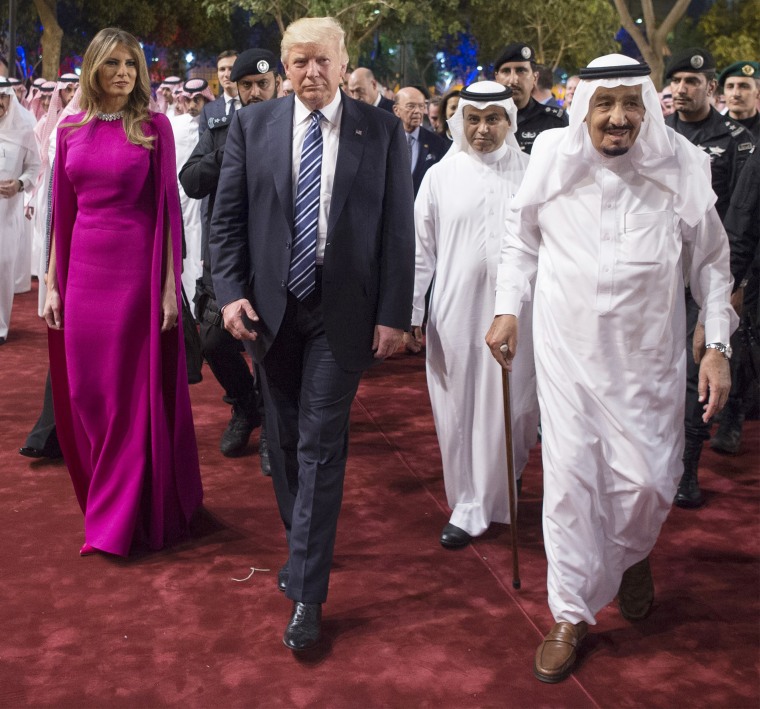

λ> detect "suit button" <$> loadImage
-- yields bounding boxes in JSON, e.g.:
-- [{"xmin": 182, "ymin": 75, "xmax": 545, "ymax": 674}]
[
  {"xmin": 286, "ymin": 242, "xmax": 291, "ymax": 249},
  {"xmin": 281, "ymin": 280, "xmax": 286, "ymax": 288}
]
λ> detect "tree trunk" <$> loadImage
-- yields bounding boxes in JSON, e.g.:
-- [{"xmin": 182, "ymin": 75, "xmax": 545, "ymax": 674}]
[{"xmin": 32, "ymin": 0, "xmax": 62, "ymax": 80}]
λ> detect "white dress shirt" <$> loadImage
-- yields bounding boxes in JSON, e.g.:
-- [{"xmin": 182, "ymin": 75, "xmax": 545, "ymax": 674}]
[{"xmin": 292, "ymin": 92, "xmax": 342, "ymax": 264}]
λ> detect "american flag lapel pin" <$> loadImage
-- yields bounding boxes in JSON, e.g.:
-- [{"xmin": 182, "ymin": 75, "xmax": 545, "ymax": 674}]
[{"xmin": 355, "ymin": 129, "xmax": 363, "ymax": 135}]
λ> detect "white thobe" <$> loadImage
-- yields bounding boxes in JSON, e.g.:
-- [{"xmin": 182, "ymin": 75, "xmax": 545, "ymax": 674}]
[
  {"xmin": 496, "ymin": 146, "xmax": 735, "ymax": 625},
  {"xmin": 0, "ymin": 136, "xmax": 40, "ymax": 338},
  {"xmin": 171, "ymin": 113, "xmax": 203, "ymax": 299},
  {"xmin": 413, "ymin": 145, "xmax": 540, "ymax": 537}
]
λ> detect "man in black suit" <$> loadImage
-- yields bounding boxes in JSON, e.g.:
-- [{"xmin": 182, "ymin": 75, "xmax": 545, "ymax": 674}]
[
  {"xmin": 347, "ymin": 67, "xmax": 394, "ymax": 112},
  {"xmin": 199, "ymin": 49, "xmax": 239, "ymax": 135},
  {"xmin": 393, "ymin": 86, "xmax": 449, "ymax": 195},
  {"xmin": 210, "ymin": 17, "xmax": 415, "ymax": 651}
]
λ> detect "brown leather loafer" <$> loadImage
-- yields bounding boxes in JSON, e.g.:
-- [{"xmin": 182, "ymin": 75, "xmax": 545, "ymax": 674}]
[
  {"xmin": 618, "ymin": 557, "xmax": 654, "ymax": 621},
  {"xmin": 534, "ymin": 621, "xmax": 588, "ymax": 683}
]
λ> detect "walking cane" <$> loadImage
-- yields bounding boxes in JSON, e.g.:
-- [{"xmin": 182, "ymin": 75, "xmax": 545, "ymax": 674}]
[{"xmin": 499, "ymin": 345, "xmax": 521, "ymax": 589}]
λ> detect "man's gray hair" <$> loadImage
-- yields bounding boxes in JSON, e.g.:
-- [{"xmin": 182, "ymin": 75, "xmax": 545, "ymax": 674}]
[{"xmin": 281, "ymin": 17, "xmax": 346, "ymax": 65}]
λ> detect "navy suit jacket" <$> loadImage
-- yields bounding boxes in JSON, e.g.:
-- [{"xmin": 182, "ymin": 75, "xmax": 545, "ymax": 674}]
[
  {"xmin": 210, "ymin": 91, "xmax": 416, "ymax": 372},
  {"xmin": 377, "ymin": 95, "xmax": 394, "ymax": 113},
  {"xmin": 411, "ymin": 126, "xmax": 449, "ymax": 196},
  {"xmin": 199, "ymin": 94, "xmax": 229, "ymax": 135}
]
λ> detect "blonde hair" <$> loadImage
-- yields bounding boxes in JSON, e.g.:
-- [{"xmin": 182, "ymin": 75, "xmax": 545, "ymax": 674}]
[
  {"xmin": 281, "ymin": 17, "xmax": 347, "ymax": 66},
  {"xmin": 66, "ymin": 28, "xmax": 154, "ymax": 149}
]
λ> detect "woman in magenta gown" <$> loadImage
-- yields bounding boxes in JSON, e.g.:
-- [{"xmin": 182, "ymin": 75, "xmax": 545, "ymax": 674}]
[{"xmin": 43, "ymin": 28, "xmax": 203, "ymax": 557}]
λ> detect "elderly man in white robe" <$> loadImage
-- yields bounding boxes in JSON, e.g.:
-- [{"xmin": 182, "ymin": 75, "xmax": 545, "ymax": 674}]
[
  {"xmin": 486, "ymin": 54, "xmax": 736, "ymax": 683},
  {"xmin": 406, "ymin": 81, "xmax": 539, "ymax": 549},
  {"xmin": 0, "ymin": 79, "xmax": 40, "ymax": 345}
]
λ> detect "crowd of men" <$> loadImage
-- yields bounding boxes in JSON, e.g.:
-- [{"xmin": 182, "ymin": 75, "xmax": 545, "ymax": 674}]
[{"xmin": 2, "ymin": 26, "xmax": 758, "ymax": 679}]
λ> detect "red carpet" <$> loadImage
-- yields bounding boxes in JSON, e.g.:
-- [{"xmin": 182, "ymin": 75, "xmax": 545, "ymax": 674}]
[{"xmin": 1, "ymin": 284, "xmax": 758, "ymax": 708}]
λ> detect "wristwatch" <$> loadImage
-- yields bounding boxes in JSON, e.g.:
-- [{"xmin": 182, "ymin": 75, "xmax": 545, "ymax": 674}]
[
  {"xmin": 17, "ymin": 180, "xmax": 24, "ymax": 193},
  {"xmin": 705, "ymin": 342, "xmax": 732, "ymax": 360}
]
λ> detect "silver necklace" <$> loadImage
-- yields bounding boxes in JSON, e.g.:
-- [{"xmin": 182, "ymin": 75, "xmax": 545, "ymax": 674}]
[{"xmin": 96, "ymin": 111, "xmax": 124, "ymax": 121}]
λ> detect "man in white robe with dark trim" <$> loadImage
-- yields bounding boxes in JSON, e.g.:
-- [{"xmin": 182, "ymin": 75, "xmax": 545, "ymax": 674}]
[
  {"xmin": 486, "ymin": 54, "xmax": 736, "ymax": 683},
  {"xmin": 407, "ymin": 81, "xmax": 539, "ymax": 549}
]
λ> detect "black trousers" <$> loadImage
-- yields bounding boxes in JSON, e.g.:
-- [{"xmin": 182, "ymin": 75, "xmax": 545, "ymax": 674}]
[
  {"xmin": 260, "ymin": 287, "xmax": 362, "ymax": 604},
  {"xmin": 25, "ymin": 370, "xmax": 58, "ymax": 450}
]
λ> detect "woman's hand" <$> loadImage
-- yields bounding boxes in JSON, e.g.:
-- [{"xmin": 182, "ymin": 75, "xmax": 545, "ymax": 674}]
[
  {"xmin": 161, "ymin": 286, "xmax": 179, "ymax": 333},
  {"xmin": 43, "ymin": 288, "xmax": 63, "ymax": 329}
]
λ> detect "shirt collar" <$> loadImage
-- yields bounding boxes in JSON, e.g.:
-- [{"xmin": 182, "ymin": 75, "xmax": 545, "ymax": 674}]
[
  {"xmin": 407, "ymin": 126, "xmax": 421, "ymax": 141},
  {"xmin": 294, "ymin": 90, "xmax": 342, "ymax": 127}
]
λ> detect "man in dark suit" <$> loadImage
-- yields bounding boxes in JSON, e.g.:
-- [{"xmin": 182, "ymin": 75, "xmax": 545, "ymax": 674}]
[
  {"xmin": 199, "ymin": 49, "xmax": 239, "ymax": 136},
  {"xmin": 210, "ymin": 17, "xmax": 415, "ymax": 652},
  {"xmin": 393, "ymin": 85, "xmax": 449, "ymax": 196},
  {"xmin": 347, "ymin": 67, "xmax": 394, "ymax": 112}
]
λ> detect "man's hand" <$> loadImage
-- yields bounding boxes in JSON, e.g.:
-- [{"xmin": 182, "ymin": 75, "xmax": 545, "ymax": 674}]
[
  {"xmin": 698, "ymin": 348, "xmax": 731, "ymax": 423},
  {"xmin": 0, "ymin": 179, "xmax": 19, "ymax": 199},
  {"xmin": 223, "ymin": 298, "xmax": 259, "ymax": 341},
  {"xmin": 373, "ymin": 324, "xmax": 403, "ymax": 359},
  {"xmin": 485, "ymin": 315, "xmax": 518, "ymax": 371},
  {"xmin": 402, "ymin": 325, "xmax": 424, "ymax": 354},
  {"xmin": 25, "ymin": 205, "xmax": 34, "ymax": 220}
]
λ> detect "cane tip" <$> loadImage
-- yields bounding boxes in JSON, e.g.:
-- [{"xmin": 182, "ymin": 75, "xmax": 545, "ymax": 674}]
[{"xmin": 513, "ymin": 579, "xmax": 521, "ymax": 589}]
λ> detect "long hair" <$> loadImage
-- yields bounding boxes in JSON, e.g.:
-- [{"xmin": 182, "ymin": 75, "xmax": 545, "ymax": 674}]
[{"xmin": 65, "ymin": 28, "xmax": 154, "ymax": 149}]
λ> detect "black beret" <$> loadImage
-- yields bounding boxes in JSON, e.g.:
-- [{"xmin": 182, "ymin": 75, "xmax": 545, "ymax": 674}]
[
  {"xmin": 665, "ymin": 48, "xmax": 716, "ymax": 79},
  {"xmin": 494, "ymin": 43, "xmax": 535, "ymax": 73},
  {"xmin": 231, "ymin": 49, "xmax": 277, "ymax": 83}
]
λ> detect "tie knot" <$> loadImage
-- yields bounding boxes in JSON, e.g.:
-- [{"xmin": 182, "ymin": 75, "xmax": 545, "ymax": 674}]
[{"xmin": 311, "ymin": 111, "xmax": 323, "ymax": 125}]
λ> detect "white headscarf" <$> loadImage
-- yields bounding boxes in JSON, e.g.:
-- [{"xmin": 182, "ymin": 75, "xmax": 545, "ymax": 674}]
[
  {"xmin": 513, "ymin": 53, "xmax": 714, "ymax": 226},
  {"xmin": 0, "ymin": 80, "xmax": 38, "ymax": 155},
  {"xmin": 445, "ymin": 80, "xmax": 520, "ymax": 159}
]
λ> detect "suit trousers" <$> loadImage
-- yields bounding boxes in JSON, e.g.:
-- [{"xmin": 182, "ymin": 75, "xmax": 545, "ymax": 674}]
[
  {"xmin": 260, "ymin": 284, "xmax": 363, "ymax": 604},
  {"xmin": 25, "ymin": 370, "xmax": 59, "ymax": 450}
]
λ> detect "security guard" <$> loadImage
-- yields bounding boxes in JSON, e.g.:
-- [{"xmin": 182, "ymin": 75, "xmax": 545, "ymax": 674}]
[
  {"xmin": 664, "ymin": 47, "xmax": 755, "ymax": 509},
  {"xmin": 718, "ymin": 60, "xmax": 760, "ymax": 141},
  {"xmin": 666, "ymin": 48, "xmax": 755, "ymax": 220},
  {"xmin": 493, "ymin": 42, "xmax": 568, "ymax": 154},
  {"xmin": 179, "ymin": 48, "xmax": 281, "ymax": 466}
]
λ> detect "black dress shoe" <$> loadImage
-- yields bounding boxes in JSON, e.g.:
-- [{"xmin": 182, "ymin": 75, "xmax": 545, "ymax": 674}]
[
  {"xmin": 277, "ymin": 562, "xmax": 289, "ymax": 592},
  {"xmin": 283, "ymin": 602, "xmax": 322, "ymax": 651},
  {"xmin": 440, "ymin": 522, "xmax": 472, "ymax": 549},
  {"xmin": 19, "ymin": 441, "xmax": 63, "ymax": 460}
]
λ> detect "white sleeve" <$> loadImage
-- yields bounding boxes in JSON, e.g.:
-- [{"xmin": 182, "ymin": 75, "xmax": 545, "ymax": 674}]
[
  {"xmin": 682, "ymin": 205, "xmax": 739, "ymax": 344},
  {"xmin": 411, "ymin": 171, "xmax": 438, "ymax": 327},
  {"xmin": 494, "ymin": 202, "xmax": 540, "ymax": 317}
]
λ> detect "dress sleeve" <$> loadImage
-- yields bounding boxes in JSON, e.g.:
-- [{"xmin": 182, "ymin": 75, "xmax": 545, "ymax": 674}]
[{"xmin": 50, "ymin": 126, "xmax": 78, "ymax": 297}]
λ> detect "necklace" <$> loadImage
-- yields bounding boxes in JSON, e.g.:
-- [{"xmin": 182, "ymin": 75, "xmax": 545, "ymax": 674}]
[{"xmin": 96, "ymin": 111, "xmax": 124, "ymax": 121}]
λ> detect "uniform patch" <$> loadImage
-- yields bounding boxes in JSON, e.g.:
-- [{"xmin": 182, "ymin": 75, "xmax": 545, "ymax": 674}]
[
  {"xmin": 742, "ymin": 64, "xmax": 754, "ymax": 76},
  {"xmin": 257, "ymin": 60, "xmax": 270, "ymax": 74},
  {"xmin": 521, "ymin": 47, "xmax": 532, "ymax": 60},
  {"xmin": 738, "ymin": 142, "xmax": 753, "ymax": 151}
]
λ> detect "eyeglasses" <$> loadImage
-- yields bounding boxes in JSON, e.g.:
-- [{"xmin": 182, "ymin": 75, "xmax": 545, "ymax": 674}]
[{"xmin": 401, "ymin": 103, "xmax": 426, "ymax": 111}]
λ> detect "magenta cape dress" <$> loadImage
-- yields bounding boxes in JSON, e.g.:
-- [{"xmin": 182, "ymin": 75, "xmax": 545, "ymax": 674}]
[{"xmin": 48, "ymin": 111, "xmax": 203, "ymax": 556}]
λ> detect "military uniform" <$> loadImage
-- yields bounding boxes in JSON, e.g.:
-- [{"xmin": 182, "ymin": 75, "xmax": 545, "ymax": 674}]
[
  {"xmin": 179, "ymin": 113, "xmax": 264, "ymax": 458},
  {"xmin": 666, "ymin": 108, "xmax": 755, "ymax": 219},
  {"xmin": 664, "ymin": 46, "xmax": 756, "ymax": 507},
  {"xmin": 515, "ymin": 98, "xmax": 568, "ymax": 154}
]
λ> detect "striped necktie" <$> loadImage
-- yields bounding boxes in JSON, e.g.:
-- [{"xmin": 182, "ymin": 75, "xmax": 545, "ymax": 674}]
[{"xmin": 288, "ymin": 111, "xmax": 323, "ymax": 300}]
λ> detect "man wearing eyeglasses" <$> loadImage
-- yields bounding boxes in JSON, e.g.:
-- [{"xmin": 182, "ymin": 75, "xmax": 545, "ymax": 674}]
[{"xmin": 393, "ymin": 86, "xmax": 449, "ymax": 195}]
